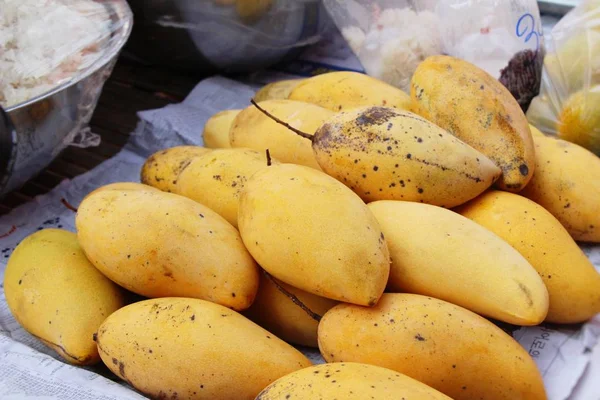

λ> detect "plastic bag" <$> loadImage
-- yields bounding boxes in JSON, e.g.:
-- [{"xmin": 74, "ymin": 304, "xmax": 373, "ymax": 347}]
[
  {"xmin": 0, "ymin": 0, "xmax": 128, "ymax": 109},
  {"xmin": 124, "ymin": 0, "xmax": 328, "ymax": 74},
  {"xmin": 526, "ymin": 0, "xmax": 600, "ymax": 155},
  {"xmin": 323, "ymin": 0, "xmax": 545, "ymax": 111}
]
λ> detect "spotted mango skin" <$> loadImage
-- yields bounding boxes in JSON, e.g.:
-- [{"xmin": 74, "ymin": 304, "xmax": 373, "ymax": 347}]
[
  {"xmin": 312, "ymin": 106, "xmax": 501, "ymax": 208},
  {"xmin": 410, "ymin": 55, "xmax": 535, "ymax": 193}
]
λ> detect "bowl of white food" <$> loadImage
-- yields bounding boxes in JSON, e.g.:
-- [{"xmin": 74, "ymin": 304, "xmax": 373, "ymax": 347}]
[{"xmin": 0, "ymin": 0, "xmax": 133, "ymax": 197}]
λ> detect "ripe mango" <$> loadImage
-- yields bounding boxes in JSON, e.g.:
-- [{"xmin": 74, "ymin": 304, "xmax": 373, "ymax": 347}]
[
  {"xmin": 238, "ymin": 163, "xmax": 390, "ymax": 306},
  {"xmin": 288, "ymin": 71, "xmax": 412, "ymax": 112},
  {"xmin": 4, "ymin": 229, "xmax": 126, "ymax": 365},
  {"xmin": 313, "ymin": 106, "xmax": 501, "ymax": 207},
  {"xmin": 254, "ymin": 79, "xmax": 303, "ymax": 102},
  {"xmin": 318, "ymin": 293, "xmax": 547, "ymax": 400},
  {"xmin": 557, "ymin": 87, "xmax": 600, "ymax": 155},
  {"xmin": 411, "ymin": 55, "xmax": 535, "ymax": 192},
  {"xmin": 368, "ymin": 200, "xmax": 549, "ymax": 325},
  {"xmin": 140, "ymin": 146, "xmax": 211, "ymax": 192},
  {"xmin": 203, "ymin": 109, "xmax": 240, "ymax": 148},
  {"xmin": 456, "ymin": 190, "xmax": 600, "ymax": 323},
  {"xmin": 75, "ymin": 183, "xmax": 259, "ymax": 311},
  {"xmin": 230, "ymin": 99, "xmax": 332, "ymax": 170},
  {"xmin": 256, "ymin": 362, "xmax": 452, "ymax": 400},
  {"xmin": 175, "ymin": 148, "xmax": 277, "ymax": 227},
  {"xmin": 244, "ymin": 272, "xmax": 338, "ymax": 347},
  {"xmin": 519, "ymin": 134, "xmax": 600, "ymax": 242},
  {"xmin": 95, "ymin": 297, "xmax": 311, "ymax": 400}
]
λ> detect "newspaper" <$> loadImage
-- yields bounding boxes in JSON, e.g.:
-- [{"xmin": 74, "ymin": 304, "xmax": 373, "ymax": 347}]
[{"xmin": 1, "ymin": 23, "xmax": 599, "ymax": 400}]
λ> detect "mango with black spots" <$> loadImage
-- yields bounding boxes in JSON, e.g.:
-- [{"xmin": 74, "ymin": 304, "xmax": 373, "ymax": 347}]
[
  {"xmin": 174, "ymin": 148, "xmax": 279, "ymax": 228},
  {"xmin": 318, "ymin": 293, "xmax": 547, "ymax": 400},
  {"xmin": 237, "ymin": 163, "xmax": 390, "ymax": 306},
  {"xmin": 140, "ymin": 146, "xmax": 211, "ymax": 192},
  {"xmin": 75, "ymin": 182, "xmax": 259, "ymax": 311},
  {"xmin": 312, "ymin": 106, "xmax": 501, "ymax": 208},
  {"xmin": 255, "ymin": 362, "xmax": 452, "ymax": 400},
  {"xmin": 95, "ymin": 297, "xmax": 311, "ymax": 400},
  {"xmin": 4, "ymin": 228, "xmax": 126, "ymax": 366},
  {"xmin": 411, "ymin": 55, "xmax": 535, "ymax": 193}
]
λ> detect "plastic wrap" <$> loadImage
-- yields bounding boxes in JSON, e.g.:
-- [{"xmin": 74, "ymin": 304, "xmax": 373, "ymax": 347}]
[
  {"xmin": 124, "ymin": 0, "xmax": 328, "ymax": 74},
  {"xmin": 527, "ymin": 0, "xmax": 600, "ymax": 155},
  {"xmin": 323, "ymin": 0, "xmax": 545, "ymax": 111}
]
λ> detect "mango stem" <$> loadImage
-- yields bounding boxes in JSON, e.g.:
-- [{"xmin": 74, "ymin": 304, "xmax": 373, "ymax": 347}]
[
  {"xmin": 250, "ymin": 99, "xmax": 314, "ymax": 141},
  {"xmin": 262, "ymin": 269, "xmax": 322, "ymax": 322}
]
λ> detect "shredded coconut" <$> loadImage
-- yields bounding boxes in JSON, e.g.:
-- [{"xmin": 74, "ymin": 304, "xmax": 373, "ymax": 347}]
[
  {"xmin": 0, "ymin": 0, "xmax": 112, "ymax": 108},
  {"xmin": 340, "ymin": 7, "xmax": 443, "ymax": 93}
]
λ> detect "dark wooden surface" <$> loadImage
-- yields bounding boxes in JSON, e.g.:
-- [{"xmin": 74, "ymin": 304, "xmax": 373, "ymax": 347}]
[{"xmin": 0, "ymin": 58, "xmax": 201, "ymax": 215}]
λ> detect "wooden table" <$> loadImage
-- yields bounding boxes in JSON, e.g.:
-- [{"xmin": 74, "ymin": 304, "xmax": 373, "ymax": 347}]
[{"xmin": 0, "ymin": 58, "xmax": 203, "ymax": 216}]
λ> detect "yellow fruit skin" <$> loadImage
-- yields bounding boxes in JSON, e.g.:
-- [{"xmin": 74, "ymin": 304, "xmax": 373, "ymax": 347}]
[
  {"xmin": 238, "ymin": 164, "xmax": 390, "ymax": 306},
  {"xmin": 4, "ymin": 229, "xmax": 126, "ymax": 365},
  {"xmin": 230, "ymin": 99, "xmax": 332, "ymax": 170},
  {"xmin": 368, "ymin": 200, "xmax": 549, "ymax": 326},
  {"xmin": 75, "ymin": 184, "xmax": 259, "ymax": 311},
  {"xmin": 256, "ymin": 362, "xmax": 452, "ymax": 400},
  {"xmin": 455, "ymin": 190, "xmax": 600, "ymax": 323},
  {"xmin": 558, "ymin": 88, "xmax": 600, "ymax": 155},
  {"xmin": 411, "ymin": 55, "xmax": 535, "ymax": 192},
  {"xmin": 175, "ymin": 148, "xmax": 277, "ymax": 228},
  {"xmin": 318, "ymin": 293, "xmax": 547, "ymax": 400},
  {"xmin": 314, "ymin": 106, "xmax": 501, "ymax": 207},
  {"xmin": 140, "ymin": 146, "xmax": 211, "ymax": 192},
  {"xmin": 530, "ymin": 124, "xmax": 546, "ymax": 137},
  {"xmin": 95, "ymin": 298, "xmax": 311, "ymax": 400},
  {"xmin": 254, "ymin": 79, "xmax": 304, "ymax": 102},
  {"xmin": 203, "ymin": 110, "xmax": 240, "ymax": 149},
  {"xmin": 243, "ymin": 273, "xmax": 338, "ymax": 348},
  {"xmin": 520, "ymin": 134, "xmax": 600, "ymax": 242},
  {"xmin": 288, "ymin": 71, "xmax": 412, "ymax": 112}
]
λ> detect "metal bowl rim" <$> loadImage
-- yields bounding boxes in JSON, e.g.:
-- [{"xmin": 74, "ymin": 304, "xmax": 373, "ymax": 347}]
[{"xmin": 4, "ymin": 0, "xmax": 134, "ymax": 113}]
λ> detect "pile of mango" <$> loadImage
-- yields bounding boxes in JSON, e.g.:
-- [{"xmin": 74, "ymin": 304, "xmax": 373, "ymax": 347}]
[{"xmin": 5, "ymin": 55, "xmax": 600, "ymax": 400}]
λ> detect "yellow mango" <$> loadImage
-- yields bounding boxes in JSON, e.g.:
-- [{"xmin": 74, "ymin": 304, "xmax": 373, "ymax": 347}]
[
  {"xmin": 288, "ymin": 71, "xmax": 412, "ymax": 112},
  {"xmin": 411, "ymin": 55, "xmax": 535, "ymax": 192},
  {"xmin": 557, "ymin": 87, "xmax": 600, "ymax": 155},
  {"xmin": 530, "ymin": 124, "xmax": 546, "ymax": 137},
  {"xmin": 140, "ymin": 146, "xmax": 211, "ymax": 192},
  {"xmin": 519, "ymin": 134, "xmax": 600, "ymax": 242},
  {"xmin": 75, "ymin": 183, "xmax": 259, "ymax": 311},
  {"xmin": 254, "ymin": 79, "xmax": 303, "ymax": 102},
  {"xmin": 313, "ymin": 106, "xmax": 501, "ymax": 207},
  {"xmin": 175, "ymin": 148, "xmax": 277, "ymax": 228},
  {"xmin": 318, "ymin": 293, "xmax": 547, "ymax": 400},
  {"xmin": 368, "ymin": 200, "xmax": 549, "ymax": 325},
  {"xmin": 238, "ymin": 163, "xmax": 390, "ymax": 306},
  {"xmin": 244, "ymin": 272, "xmax": 338, "ymax": 347},
  {"xmin": 4, "ymin": 229, "xmax": 126, "ymax": 365},
  {"xmin": 230, "ymin": 99, "xmax": 332, "ymax": 170},
  {"xmin": 256, "ymin": 362, "xmax": 452, "ymax": 400},
  {"xmin": 455, "ymin": 190, "xmax": 600, "ymax": 323},
  {"xmin": 95, "ymin": 297, "xmax": 311, "ymax": 400},
  {"xmin": 203, "ymin": 109, "xmax": 240, "ymax": 149}
]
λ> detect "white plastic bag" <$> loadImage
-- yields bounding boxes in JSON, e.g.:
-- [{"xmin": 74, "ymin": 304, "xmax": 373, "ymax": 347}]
[
  {"xmin": 526, "ymin": 0, "xmax": 600, "ymax": 155},
  {"xmin": 323, "ymin": 0, "xmax": 545, "ymax": 111}
]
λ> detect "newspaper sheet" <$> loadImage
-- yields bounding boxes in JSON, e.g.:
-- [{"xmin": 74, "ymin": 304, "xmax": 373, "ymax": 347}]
[{"xmin": 1, "ymin": 22, "xmax": 599, "ymax": 400}]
